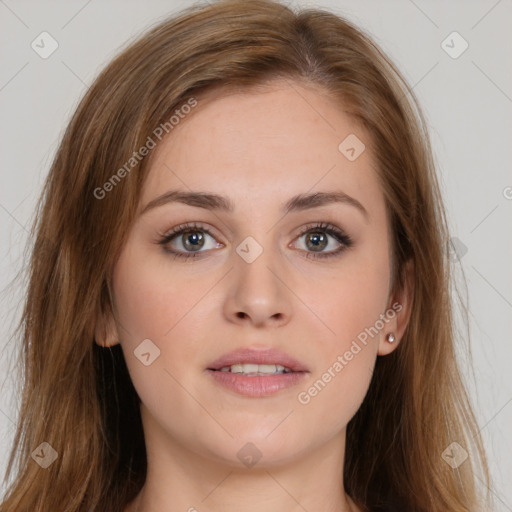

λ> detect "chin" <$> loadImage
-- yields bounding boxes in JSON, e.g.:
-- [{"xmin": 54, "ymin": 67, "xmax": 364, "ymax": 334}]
[{"xmin": 197, "ymin": 427, "xmax": 308, "ymax": 469}]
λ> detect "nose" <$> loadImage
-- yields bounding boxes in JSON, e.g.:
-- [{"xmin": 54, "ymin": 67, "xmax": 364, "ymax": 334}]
[{"xmin": 223, "ymin": 243, "xmax": 293, "ymax": 328}]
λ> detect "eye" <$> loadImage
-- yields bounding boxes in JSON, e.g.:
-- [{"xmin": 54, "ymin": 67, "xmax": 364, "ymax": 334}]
[
  {"xmin": 158, "ymin": 222, "xmax": 222, "ymax": 260},
  {"xmin": 157, "ymin": 221, "xmax": 354, "ymax": 261},
  {"xmin": 292, "ymin": 222, "xmax": 354, "ymax": 260}
]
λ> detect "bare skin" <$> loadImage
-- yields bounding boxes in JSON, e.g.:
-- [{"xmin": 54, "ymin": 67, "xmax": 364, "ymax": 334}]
[{"xmin": 96, "ymin": 78, "xmax": 413, "ymax": 512}]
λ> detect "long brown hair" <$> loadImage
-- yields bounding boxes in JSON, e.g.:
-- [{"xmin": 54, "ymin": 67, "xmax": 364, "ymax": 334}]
[{"xmin": 1, "ymin": 1, "xmax": 490, "ymax": 510}]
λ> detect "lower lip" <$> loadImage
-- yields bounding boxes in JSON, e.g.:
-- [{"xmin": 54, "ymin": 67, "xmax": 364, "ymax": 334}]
[{"xmin": 206, "ymin": 369, "xmax": 308, "ymax": 397}]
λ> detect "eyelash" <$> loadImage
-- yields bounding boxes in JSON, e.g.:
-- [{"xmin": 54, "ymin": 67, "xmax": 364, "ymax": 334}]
[{"xmin": 157, "ymin": 221, "xmax": 354, "ymax": 261}]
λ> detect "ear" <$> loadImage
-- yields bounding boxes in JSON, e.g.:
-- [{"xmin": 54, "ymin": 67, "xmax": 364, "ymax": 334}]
[
  {"xmin": 94, "ymin": 295, "xmax": 120, "ymax": 348},
  {"xmin": 378, "ymin": 258, "xmax": 414, "ymax": 356}
]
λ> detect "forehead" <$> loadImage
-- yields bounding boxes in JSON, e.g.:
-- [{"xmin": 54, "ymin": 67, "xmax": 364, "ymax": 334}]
[{"xmin": 141, "ymin": 80, "xmax": 382, "ymax": 217}]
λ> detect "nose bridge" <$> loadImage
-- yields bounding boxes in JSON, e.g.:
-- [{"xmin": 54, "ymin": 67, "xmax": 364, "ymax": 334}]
[
  {"xmin": 235, "ymin": 232, "xmax": 281, "ymax": 292},
  {"xmin": 226, "ymin": 230, "xmax": 292, "ymax": 326}
]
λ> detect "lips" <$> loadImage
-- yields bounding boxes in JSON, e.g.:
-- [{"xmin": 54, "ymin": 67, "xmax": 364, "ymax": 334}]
[{"xmin": 206, "ymin": 347, "xmax": 309, "ymax": 373}]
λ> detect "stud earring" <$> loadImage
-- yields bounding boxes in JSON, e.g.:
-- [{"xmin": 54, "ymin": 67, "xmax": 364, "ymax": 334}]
[{"xmin": 386, "ymin": 333, "xmax": 396, "ymax": 343}]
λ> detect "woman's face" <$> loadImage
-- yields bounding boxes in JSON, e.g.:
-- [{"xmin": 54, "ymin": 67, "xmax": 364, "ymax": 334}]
[{"xmin": 101, "ymin": 80, "xmax": 405, "ymax": 468}]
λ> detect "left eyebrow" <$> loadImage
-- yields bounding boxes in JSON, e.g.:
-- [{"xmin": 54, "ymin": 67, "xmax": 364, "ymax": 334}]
[{"xmin": 139, "ymin": 189, "xmax": 369, "ymax": 221}]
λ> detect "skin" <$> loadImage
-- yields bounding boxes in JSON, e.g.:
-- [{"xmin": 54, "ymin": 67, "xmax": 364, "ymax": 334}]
[{"xmin": 95, "ymin": 79, "xmax": 413, "ymax": 512}]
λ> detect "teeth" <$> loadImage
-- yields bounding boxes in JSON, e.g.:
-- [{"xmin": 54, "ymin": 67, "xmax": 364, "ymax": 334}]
[{"xmin": 218, "ymin": 363, "xmax": 294, "ymax": 375}]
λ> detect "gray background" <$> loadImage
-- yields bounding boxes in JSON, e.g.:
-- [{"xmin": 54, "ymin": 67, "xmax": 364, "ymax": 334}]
[{"xmin": 1, "ymin": 0, "xmax": 511, "ymax": 509}]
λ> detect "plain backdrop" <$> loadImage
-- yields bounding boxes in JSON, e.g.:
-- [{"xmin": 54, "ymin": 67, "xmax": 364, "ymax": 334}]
[{"xmin": 1, "ymin": 0, "xmax": 511, "ymax": 509}]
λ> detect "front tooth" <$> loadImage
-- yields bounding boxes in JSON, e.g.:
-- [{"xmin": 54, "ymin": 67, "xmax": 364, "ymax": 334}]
[
  {"xmin": 229, "ymin": 363, "xmax": 286, "ymax": 374},
  {"xmin": 241, "ymin": 363, "xmax": 259, "ymax": 374},
  {"xmin": 255, "ymin": 364, "xmax": 277, "ymax": 374}
]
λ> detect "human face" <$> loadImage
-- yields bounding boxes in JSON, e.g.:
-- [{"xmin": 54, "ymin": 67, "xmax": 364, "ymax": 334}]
[{"xmin": 107, "ymin": 79, "xmax": 398, "ymax": 468}]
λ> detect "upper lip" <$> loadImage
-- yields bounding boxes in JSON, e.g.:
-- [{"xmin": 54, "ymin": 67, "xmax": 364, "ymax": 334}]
[{"xmin": 207, "ymin": 347, "xmax": 309, "ymax": 372}]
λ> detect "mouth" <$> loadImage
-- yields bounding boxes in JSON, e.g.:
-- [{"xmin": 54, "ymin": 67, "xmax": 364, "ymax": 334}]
[
  {"xmin": 208, "ymin": 363, "xmax": 299, "ymax": 376},
  {"xmin": 205, "ymin": 347, "xmax": 309, "ymax": 397},
  {"xmin": 206, "ymin": 346, "xmax": 309, "ymax": 374}
]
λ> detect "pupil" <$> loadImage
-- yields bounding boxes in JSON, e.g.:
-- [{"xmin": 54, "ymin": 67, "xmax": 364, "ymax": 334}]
[
  {"xmin": 307, "ymin": 232, "xmax": 327, "ymax": 251},
  {"xmin": 183, "ymin": 231, "xmax": 204, "ymax": 251}
]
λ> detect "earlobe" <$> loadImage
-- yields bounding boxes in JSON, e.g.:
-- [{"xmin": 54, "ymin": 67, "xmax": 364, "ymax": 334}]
[
  {"xmin": 385, "ymin": 333, "xmax": 396, "ymax": 343},
  {"xmin": 94, "ymin": 302, "xmax": 120, "ymax": 348},
  {"xmin": 378, "ymin": 259, "xmax": 415, "ymax": 356}
]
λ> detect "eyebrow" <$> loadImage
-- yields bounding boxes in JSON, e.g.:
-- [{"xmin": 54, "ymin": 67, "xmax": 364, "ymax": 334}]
[{"xmin": 140, "ymin": 189, "xmax": 369, "ymax": 220}]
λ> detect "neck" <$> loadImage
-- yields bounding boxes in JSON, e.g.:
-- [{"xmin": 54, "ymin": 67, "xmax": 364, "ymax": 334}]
[{"xmin": 127, "ymin": 406, "xmax": 361, "ymax": 512}]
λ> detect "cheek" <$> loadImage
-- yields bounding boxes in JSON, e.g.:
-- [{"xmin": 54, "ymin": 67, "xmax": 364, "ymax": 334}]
[
  {"xmin": 111, "ymin": 242, "xmax": 208, "ymax": 341},
  {"xmin": 295, "ymin": 264, "xmax": 387, "ymax": 429},
  {"xmin": 293, "ymin": 240, "xmax": 389, "ymax": 423},
  {"xmin": 111, "ymin": 246, "xmax": 210, "ymax": 425},
  {"xmin": 304, "ymin": 243, "xmax": 391, "ymax": 352},
  {"xmin": 111, "ymin": 242, "xmax": 215, "ymax": 385}
]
